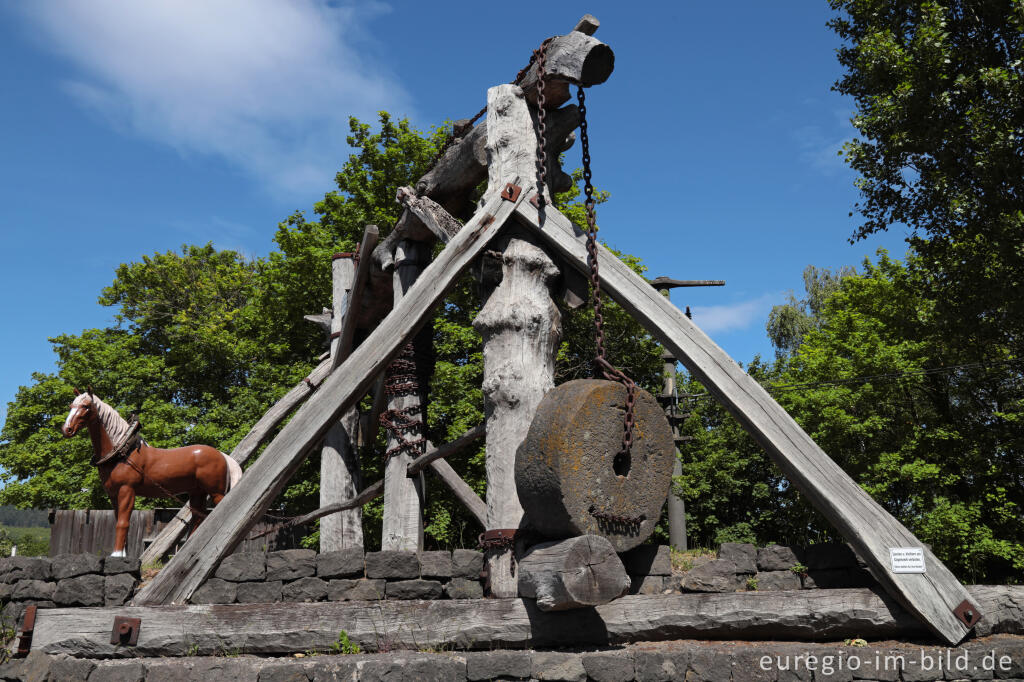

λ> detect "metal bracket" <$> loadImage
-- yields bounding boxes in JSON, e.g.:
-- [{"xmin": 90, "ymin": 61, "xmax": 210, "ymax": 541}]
[
  {"xmin": 15, "ymin": 605, "xmax": 36, "ymax": 658},
  {"xmin": 953, "ymin": 599, "xmax": 982, "ymax": 628},
  {"xmin": 500, "ymin": 183, "xmax": 522, "ymax": 202},
  {"xmin": 110, "ymin": 616, "xmax": 142, "ymax": 646}
]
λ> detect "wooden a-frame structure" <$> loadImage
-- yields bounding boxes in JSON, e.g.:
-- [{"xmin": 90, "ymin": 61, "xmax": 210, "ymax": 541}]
[{"xmin": 131, "ymin": 15, "xmax": 980, "ymax": 646}]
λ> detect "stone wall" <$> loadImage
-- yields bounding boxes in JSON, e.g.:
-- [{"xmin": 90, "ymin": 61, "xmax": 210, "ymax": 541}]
[
  {"xmin": 679, "ymin": 542, "xmax": 878, "ymax": 593},
  {"xmin": 0, "ymin": 555, "xmax": 139, "ymax": 626}
]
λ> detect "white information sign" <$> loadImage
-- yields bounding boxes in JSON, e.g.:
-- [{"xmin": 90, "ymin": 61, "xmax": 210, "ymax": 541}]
[{"xmin": 889, "ymin": 547, "xmax": 926, "ymax": 573}]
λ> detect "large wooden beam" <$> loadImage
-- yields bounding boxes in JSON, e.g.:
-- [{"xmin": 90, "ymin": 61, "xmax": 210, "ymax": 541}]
[
  {"xmin": 515, "ymin": 199, "xmax": 979, "ymax": 646},
  {"xmin": 30, "ymin": 586, "xmax": 1024, "ymax": 657},
  {"xmin": 132, "ymin": 188, "xmax": 526, "ymax": 606}
]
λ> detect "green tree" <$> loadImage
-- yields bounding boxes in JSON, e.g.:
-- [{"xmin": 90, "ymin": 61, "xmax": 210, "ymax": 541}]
[
  {"xmin": 828, "ymin": 0, "xmax": 1024, "ymax": 359},
  {"xmin": 765, "ymin": 265, "xmax": 856, "ymax": 359}
]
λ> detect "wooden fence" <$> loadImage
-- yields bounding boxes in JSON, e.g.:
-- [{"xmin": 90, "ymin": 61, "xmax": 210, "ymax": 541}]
[{"xmin": 49, "ymin": 509, "xmax": 307, "ymax": 559}]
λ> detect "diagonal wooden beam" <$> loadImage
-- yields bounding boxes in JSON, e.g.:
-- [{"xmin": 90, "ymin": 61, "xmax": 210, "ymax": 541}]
[
  {"xmin": 133, "ymin": 187, "xmax": 525, "ymax": 606},
  {"xmin": 514, "ymin": 197, "xmax": 978, "ymax": 645}
]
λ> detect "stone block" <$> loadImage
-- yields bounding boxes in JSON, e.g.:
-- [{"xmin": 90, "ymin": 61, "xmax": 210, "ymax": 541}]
[
  {"xmin": 718, "ymin": 542, "xmax": 757, "ymax": 574},
  {"xmin": 451, "ymin": 549, "xmax": 484, "ymax": 579},
  {"xmin": 105, "ymin": 573, "xmax": 137, "ymax": 606},
  {"xmin": 680, "ymin": 559, "xmax": 744, "ymax": 593},
  {"xmin": 466, "ymin": 650, "xmax": 532, "ymax": 680},
  {"xmin": 316, "ymin": 549, "xmax": 363, "ymax": 579},
  {"xmin": 0, "ymin": 583, "xmax": 11, "ymax": 602},
  {"xmin": 532, "ymin": 651, "xmax": 587, "ymax": 681},
  {"xmin": 216, "ymin": 552, "xmax": 267, "ymax": 582},
  {"xmin": 282, "ymin": 576, "xmax": 328, "ymax": 602},
  {"xmin": 54, "ymin": 573, "xmax": 105, "ymax": 606},
  {"xmin": 48, "ymin": 653, "xmax": 96, "ymax": 682},
  {"xmin": 87, "ymin": 660, "xmax": 147, "ymax": 682},
  {"xmin": 582, "ymin": 651, "xmax": 635, "ymax": 682},
  {"xmin": 328, "ymin": 578, "xmax": 385, "ymax": 601},
  {"xmin": 266, "ymin": 549, "xmax": 316, "ymax": 581},
  {"xmin": 385, "ymin": 579, "xmax": 443, "ymax": 600},
  {"xmin": 143, "ymin": 660, "xmax": 197, "ymax": 682},
  {"xmin": 357, "ymin": 654, "xmax": 465, "ymax": 681},
  {"xmin": 802, "ymin": 568, "xmax": 875, "ymax": 589},
  {"xmin": 635, "ymin": 649, "xmax": 690, "ymax": 681},
  {"xmin": 364, "ymin": 551, "xmax": 419, "ymax": 579},
  {"xmin": 0, "ymin": 556, "xmax": 51, "ymax": 582},
  {"xmin": 11, "ymin": 579, "xmax": 55, "ymax": 601},
  {"xmin": 802, "ymin": 543, "xmax": 858, "ymax": 570},
  {"xmin": 687, "ymin": 646, "xmax": 735, "ymax": 682},
  {"xmin": 732, "ymin": 648, "xmax": 783, "ymax": 682},
  {"xmin": 103, "ymin": 555, "xmax": 141, "ymax": 577},
  {"xmin": 628, "ymin": 574, "xmax": 667, "ymax": 595},
  {"xmin": 620, "ymin": 544, "xmax": 672, "ymax": 576},
  {"xmin": 191, "ymin": 578, "xmax": 237, "ymax": 604},
  {"xmin": 418, "ymin": 550, "xmax": 452, "ymax": 579},
  {"xmin": 51, "ymin": 553, "xmax": 103, "ymax": 579},
  {"xmin": 237, "ymin": 580, "xmax": 283, "ymax": 604},
  {"xmin": 752, "ymin": 570, "xmax": 802, "ymax": 591},
  {"xmin": 757, "ymin": 544, "xmax": 801, "ymax": 571},
  {"xmin": 444, "ymin": 577, "xmax": 483, "ymax": 599},
  {"xmin": 257, "ymin": 661, "xmax": 315, "ymax": 681}
]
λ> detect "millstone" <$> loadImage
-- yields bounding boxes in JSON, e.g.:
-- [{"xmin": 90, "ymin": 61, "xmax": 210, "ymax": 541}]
[{"xmin": 516, "ymin": 379, "xmax": 675, "ymax": 551}]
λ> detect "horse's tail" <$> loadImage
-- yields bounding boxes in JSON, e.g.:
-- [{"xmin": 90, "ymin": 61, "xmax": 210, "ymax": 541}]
[{"xmin": 222, "ymin": 453, "xmax": 243, "ymax": 493}]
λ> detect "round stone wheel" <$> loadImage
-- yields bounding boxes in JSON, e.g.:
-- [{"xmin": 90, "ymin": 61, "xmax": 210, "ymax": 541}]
[{"xmin": 515, "ymin": 379, "xmax": 675, "ymax": 551}]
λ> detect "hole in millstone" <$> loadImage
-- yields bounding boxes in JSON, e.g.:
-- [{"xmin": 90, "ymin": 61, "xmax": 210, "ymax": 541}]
[{"xmin": 613, "ymin": 450, "xmax": 631, "ymax": 477}]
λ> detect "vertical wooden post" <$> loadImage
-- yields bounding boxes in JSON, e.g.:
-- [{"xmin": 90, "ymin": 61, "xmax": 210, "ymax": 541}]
[
  {"xmin": 381, "ymin": 240, "xmax": 430, "ymax": 551},
  {"xmin": 474, "ymin": 236, "xmax": 561, "ymax": 597},
  {"xmin": 472, "ymin": 83, "xmax": 561, "ymax": 597},
  {"xmin": 661, "ymin": 348, "xmax": 687, "ymax": 551},
  {"xmin": 320, "ymin": 254, "xmax": 362, "ymax": 551}
]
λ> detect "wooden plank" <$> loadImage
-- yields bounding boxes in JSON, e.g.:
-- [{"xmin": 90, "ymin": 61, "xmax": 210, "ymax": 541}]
[
  {"xmin": 30, "ymin": 586, "xmax": 1024, "ymax": 657},
  {"xmin": 139, "ymin": 357, "xmax": 334, "ymax": 565},
  {"xmin": 427, "ymin": 458, "xmax": 487, "ymax": 528},
  {"xmin": 133, "ymin": 187, "xmax": 524, "ymax": 606},
  {"xmin": 515, "ymin": 199, "xmax": 979, "ymax": 645},
  {"xmin": 331, "ymin": 225, "xmax": 380, "ymax": 371}
]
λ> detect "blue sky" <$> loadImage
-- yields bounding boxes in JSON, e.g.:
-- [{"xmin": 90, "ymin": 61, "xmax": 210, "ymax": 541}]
[{"xmin": 0, "ymin": 1, "xmax": 910, "ymax": 426}]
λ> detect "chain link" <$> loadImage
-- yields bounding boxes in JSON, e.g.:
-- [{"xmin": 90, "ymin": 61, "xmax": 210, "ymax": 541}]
[
  {"xmin": 577, "ymin": 85, "xmax": 638, "ymax": 457},
  {"xmin": 588, "ymin": 505, "xmax": 646, "ymax": 528},
  {"xmin": 532, "ymin": 37, "xmax": 556, "ymax": 209}
]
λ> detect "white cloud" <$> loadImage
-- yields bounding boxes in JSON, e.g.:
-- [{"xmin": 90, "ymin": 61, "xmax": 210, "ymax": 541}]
[
  {"xmin": 16, "ymin": 0, "xmax": 412, "ymax": 197},
  {"xmin": 793, "ymin": 123, "xmax": 851, "ymax": 176},
  {"xmin": 689, "ymin": 293, "xmax": 779, "ymax": 335}
]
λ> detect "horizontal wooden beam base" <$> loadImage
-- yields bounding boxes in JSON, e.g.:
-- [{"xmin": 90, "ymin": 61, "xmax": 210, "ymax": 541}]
[{"xmin": 29, "ymin": 586, "xmax": 1023, "ymax": 658}]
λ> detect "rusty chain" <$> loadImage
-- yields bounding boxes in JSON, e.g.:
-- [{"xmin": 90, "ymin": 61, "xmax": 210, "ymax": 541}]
[
  {"xmin": 532, "ymin": 37, "xmax": 556, "ymax": 209},
  {"xmin": 380, "ymin": 342, "xmax": 427, "ymax": 462},
  {"xmin": 577, "ymin": 84, "xmax": 638, "ymax": 458},
  {"xmin": 588, "ymin": 505, "xmax": 645, "ymax": 528}
]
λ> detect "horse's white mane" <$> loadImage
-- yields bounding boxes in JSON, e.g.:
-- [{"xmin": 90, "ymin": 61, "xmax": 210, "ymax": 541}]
[{"xmin": 71, "ymin": 393, "xmax": 132, "ymax": 444}]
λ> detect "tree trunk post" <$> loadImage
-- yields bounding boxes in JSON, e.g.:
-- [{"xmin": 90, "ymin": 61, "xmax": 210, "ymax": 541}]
[
  {"xmin": 474, "ymin": 236, "xmax": 561, "ymax": 597},
  {"xmin": 320, "ymin": 255, "xmax": 363, "ymax": 551},
  {"xmin": 381, "ymin": 240, "xmax": 430, "ymax": 551}
]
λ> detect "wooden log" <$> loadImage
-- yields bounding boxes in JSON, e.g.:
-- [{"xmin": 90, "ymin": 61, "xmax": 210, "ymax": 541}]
[
  {"xmin": 514, "ymin": 198, "xmax": 979, "ymax": 645},
  {"xmin": 517, "ymin": 31, "xmax": 615, "ymax": 109},
  {"xmin": 263, "ymin": 425, "xmax": 485, "ymax": 531},
  {"xmin": 517, "ymin": 535, "xmax": 630, "ymax": 611},
  {"xmin": 139, "ymin": 356, "xmax": 333, "ymax": 566},
  {"xmin": 131, "ymin": 188, "xmax": 525, "ymax": 606},
  {"xmin": 321, "ymin": 254, "xmax": 362, "ymax": 551},
  {"xmin": 427, "ymin": 458, "xmax": 487, "ymax": 528},
  {"xmin": 381, "ymin": 240, "xmax": 430, "ymax": 552},
  {"xmin": 30, "ymin": 585, "xmax": 1024, "ymax": 657},
  {"xmin": 471, "ymin": 84, "xmax": 563, "ymax": 598},
  {"xmin": 412, "ymin": 105, "xmax": 581, "ymax": 216}
]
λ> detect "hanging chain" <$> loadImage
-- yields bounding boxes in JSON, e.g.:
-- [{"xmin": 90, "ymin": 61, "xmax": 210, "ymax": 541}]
[
  {"xmin": 577, "ymin": 85, "xmax": 638, "ymax": 457},
  {"xmin": 380, "ymin": 342, "xmax": 427, "ymax": 462},
  {"xmin": 532, "ymin": 37, "xmax": 555, "ymax": 209}
]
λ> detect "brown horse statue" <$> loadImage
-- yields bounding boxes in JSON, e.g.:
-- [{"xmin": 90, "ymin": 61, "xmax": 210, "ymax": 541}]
[{"xmin": 61, "ymin": 389, "xmax": 241, "ymax": 557}]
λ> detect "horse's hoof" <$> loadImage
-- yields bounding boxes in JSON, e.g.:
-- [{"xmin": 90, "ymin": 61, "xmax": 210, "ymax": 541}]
[{"xmin": 110, "ymin": 550, "xmax": 126, "ymax": 558}]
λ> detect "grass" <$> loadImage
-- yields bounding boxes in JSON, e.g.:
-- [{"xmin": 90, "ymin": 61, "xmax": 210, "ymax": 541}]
[{"xmin": 670, "ymin": 546, "xmax": 716, "ymax": 574}]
